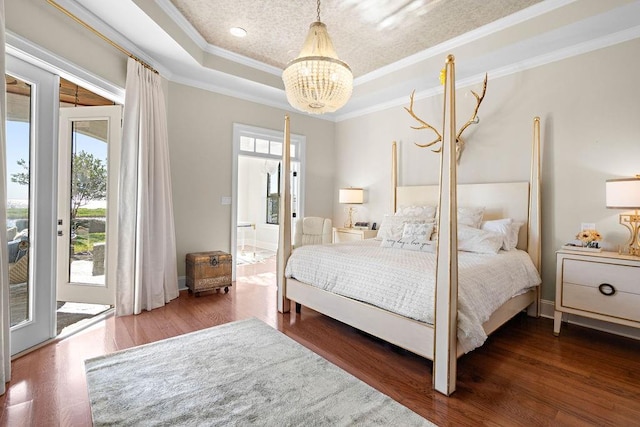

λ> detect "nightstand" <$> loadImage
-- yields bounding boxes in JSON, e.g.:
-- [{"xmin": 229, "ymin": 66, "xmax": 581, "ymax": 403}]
[
  {"xmin": 554, "ymin": 249, "xmax": 640, "ymax": 336},
  {"xmin": 333, "ymin": 227, "xmax": 377, "ymax": 243}
]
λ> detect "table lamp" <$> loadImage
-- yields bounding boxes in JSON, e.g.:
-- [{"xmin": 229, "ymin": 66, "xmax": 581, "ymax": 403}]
[
  {"xmin": 606, "ymin": 175, "xmax": 640, "ymax": 256},
  {"xmin": 339, "ymin": 188, "xmax": 364, "ymax": 228}
]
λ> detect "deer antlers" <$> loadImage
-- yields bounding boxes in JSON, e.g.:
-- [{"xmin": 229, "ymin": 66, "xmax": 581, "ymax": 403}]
[
  {"xmin": 404, "ymin": 90, "xmax": 442, "ymax": 149},
  {"xmin": 406, "ymin": 73, "xmax": 488, "ymax": 162}
]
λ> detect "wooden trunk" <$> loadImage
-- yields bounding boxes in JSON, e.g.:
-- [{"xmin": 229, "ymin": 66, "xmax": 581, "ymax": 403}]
[{"xmin": 185, "ymin": 251, "xmax": 232, "ymax": 296}]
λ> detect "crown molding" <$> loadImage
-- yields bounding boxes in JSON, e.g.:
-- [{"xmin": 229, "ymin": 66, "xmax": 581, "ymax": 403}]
[
  {"xmin": 54, "ymin": 0, "xmax": 171, "ymax": 78},
  {"xmin": 335, "ymin": 24, "xmax": 640, "ymax": 122},
  {"xmin": 354, "ymin": 0, "xmax": 577, "ymax": 85},
  {"xmin": 155, "ymin": 0, "xmax": 283, "ymax": 77},
  {"xmin": 41, "ymin": 0, "xmax": 640, "ymax": 124},
  {"xmin": 168, "ymin": 72, "xmax": 336, "ymax": 122}
]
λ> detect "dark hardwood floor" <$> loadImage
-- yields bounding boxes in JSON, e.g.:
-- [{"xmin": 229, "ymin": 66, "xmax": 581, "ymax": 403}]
[{"xmin": 2, "ymin": 255, "xmax": 639, "ymax": 426}]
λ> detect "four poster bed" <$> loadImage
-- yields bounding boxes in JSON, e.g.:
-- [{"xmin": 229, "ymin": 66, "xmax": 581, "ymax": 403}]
[{"xmin": 276, "ymin": 55, "xmax": 542, "ymax": 395}]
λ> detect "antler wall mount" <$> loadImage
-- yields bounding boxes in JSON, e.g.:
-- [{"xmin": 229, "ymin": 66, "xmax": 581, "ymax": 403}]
[{"xmin": 405, "ymin": 73, "xmax": 488, "ymax": 162}]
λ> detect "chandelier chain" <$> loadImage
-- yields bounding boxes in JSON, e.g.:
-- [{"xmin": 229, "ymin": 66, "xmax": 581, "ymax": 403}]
[{"xmin": 316, "ymin": 0, "xmax": 321, "ymax": 22}]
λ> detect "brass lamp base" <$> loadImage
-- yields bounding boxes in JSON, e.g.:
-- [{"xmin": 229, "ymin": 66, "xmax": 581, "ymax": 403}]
[
  {"xmin": 619, "ymin": 210, "xmax": 640, "ymax": 256},
  {"xmin": 345, "ymin": 206, "xmax": 356, "ymax": 229}
]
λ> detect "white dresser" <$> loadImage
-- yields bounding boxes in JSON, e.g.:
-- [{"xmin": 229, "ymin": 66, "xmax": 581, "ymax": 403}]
[{"xmin": 554, "ymin": 249, "xmax": 640, "ymax": 336}]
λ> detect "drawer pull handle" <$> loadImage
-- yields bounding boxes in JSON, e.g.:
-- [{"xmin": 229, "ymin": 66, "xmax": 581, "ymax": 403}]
[{"xmin": 598, "ymin": 283, "xmax": 616, "ymax": 296}]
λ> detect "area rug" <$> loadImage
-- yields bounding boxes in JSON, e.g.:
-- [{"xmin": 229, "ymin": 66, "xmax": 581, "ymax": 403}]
[{"xmin": 85, "ymin": 318, "xmax": 435, "ymax": 426}]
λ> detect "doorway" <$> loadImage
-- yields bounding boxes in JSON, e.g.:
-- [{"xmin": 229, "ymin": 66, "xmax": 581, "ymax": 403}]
[
  {"xmin": 6, "ymin": 58, "xmax": 122, "ymax": 354},
  {"xmin": 55, "ymin": 104, "xmax": 121, "ymax": 334},
  {"xmin": 231, "ymin": 123, "xmax": 305, "ymax": 281}
]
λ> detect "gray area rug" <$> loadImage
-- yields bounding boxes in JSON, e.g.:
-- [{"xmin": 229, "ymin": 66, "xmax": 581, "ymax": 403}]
[{"xmin": 85, "ymin": 318, "xmax": 435, "ymax": 426}]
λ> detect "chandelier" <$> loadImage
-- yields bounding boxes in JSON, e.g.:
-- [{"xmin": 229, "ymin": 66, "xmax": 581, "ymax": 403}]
[{"xmin": 282, "ymin": 0, "xmax": 353, "ymax": 114}]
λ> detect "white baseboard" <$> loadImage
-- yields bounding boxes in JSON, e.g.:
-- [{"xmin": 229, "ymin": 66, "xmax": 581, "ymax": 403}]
[
  {"xmin": 540, "ymin": 299, "xmax": 640, "ymax": 341},
  {"xmin": 178, "ymin": 275, "xmax": 187, "ymax": 291}
]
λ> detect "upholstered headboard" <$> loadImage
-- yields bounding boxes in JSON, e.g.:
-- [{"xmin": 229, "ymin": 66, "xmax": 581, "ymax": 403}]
[{"xmin": 396, "ymin": 182, "xmax": 530, "ymax": 251}]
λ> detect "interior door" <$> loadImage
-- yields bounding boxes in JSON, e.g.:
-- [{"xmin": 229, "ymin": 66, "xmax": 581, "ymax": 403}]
[
  {"xmin": 6, "ymin": 56, "xmax": 59, "ymax": 355},
  {"xmin": 56, "ymin": 106, "xmax": 121, "ymax": 305}
]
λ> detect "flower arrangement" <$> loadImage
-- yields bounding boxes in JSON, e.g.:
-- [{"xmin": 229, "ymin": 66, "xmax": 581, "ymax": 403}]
[
  {"xmin": 439, "ymin": 67, "xmax": 446, "ymax": 85},
  {"xmin": 576, "ymin": 229, "xmax": 602, "ymax": 248}
]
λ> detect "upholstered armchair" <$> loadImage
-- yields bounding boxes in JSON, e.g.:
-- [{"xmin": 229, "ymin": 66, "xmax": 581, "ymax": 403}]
[{"xmin": 293, "ymin": 217, "xmax": 332, "ymax": 249}]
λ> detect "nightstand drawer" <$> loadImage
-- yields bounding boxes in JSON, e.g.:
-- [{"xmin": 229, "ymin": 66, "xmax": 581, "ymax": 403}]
[
  {"xmin": 333, "ymin": 228, "xmax": 377, "ymax": 243},
  {"xmin": 563, "ymin": 282, "xmax": 640, "ymax": 323},
  {"xmin": 563, "ymin": 259, "xmax": 640, "ymax": 294},
  {"xmin": 555, "ymin": 250, "xmax": 640, "ymax": 336},
  {"xmin": 335, "ymin": 232, "xmax": 362, "ymax": 242}
]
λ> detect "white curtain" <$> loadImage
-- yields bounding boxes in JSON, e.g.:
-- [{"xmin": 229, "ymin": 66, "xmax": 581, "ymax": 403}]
[
  {"xmin": 116, "ymin": 58, "xmax": 179, "ymax": 316},
  {"xmin": 0, "ymin": 0, "xmax": 11, "ymax": 396}
]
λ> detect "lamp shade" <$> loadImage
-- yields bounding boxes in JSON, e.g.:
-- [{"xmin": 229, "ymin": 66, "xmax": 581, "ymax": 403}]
[
  {"xmin": 282, "ymin": 22, "xmax": 353, "ymax": 114},
  {"xmin": 606, "ymin": 177, "xmax": 640, "ymax": 208},
  {"xmin": 339, "ymin": 188, "xmax": 363, "ymax": 204}
]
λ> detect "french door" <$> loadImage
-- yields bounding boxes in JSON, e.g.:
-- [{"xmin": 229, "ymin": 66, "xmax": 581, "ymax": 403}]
[
  {"xmin": 6, "ymin": 56, "xmax": 59, "ymax": 355},
  {"xmin": 56, "ymin": 106, "xmax": 121, "ymax": 305}
]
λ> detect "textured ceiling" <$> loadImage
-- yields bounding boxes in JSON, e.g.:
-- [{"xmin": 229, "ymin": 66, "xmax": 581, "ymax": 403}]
[{"xmin": 169, "ymin": 0, "xmax": 542, "ymax": 77}]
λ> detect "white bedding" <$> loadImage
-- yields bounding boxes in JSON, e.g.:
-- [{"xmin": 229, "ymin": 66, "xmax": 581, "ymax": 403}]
[{"xmin": 285, "ymin": 239, "xmax": 541, "ymax": 353}]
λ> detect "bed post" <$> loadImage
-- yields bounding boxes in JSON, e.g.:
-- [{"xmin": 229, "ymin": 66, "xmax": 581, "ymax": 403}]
[
  {"xmin": 277, "ymin": 115, "xmax": 292, "ymax": 313},
  {"xmin": 392, "ymin": 141, "xmax": 398, "ymax": 213},
  {"xmin": 527, "ymin": 117, "xmax": 542, "ymax": 317},
  {"xmin": 433, "ymin": 55, "xmax": 458, "ymax": 396}
]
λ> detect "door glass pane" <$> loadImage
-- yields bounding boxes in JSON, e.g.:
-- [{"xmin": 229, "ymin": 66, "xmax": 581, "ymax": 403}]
[
  {"xmin": 269, "ymin": 141, "xmax": 282, "ymax": 156},
  {"xmin": 255, "ymin": 138, "xmax": 269, "ymax": 154},
  {"xmin": 67, "ymin": 120, "xmax": 108, "ymax": 285},
  {"xmin": 240, "ymin": 136, "xmax": 254, "ymax": 152},
  {"xmin": 6, "ymin": 75, "xmax": 32, "ymax": 328}
]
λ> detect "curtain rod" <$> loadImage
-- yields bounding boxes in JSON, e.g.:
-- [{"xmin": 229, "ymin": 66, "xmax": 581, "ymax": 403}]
[{"xmin": 47, "ymin": 0, "xmax": 159, "ymax": 74}]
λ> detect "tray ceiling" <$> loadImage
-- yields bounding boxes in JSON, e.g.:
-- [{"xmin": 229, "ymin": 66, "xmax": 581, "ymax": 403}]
[
  {"xmin": 168, "ymin": 0, "xmax": 541, "ymax": 77},
  {"xmin": 63, "ymin": 0, "xmax": 640, "ymax": 120}
]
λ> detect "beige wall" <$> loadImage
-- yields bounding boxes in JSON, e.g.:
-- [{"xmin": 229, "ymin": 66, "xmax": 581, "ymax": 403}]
[
  {"xmin": 167, "ymin": 82, "xmax": 335, "ymax": 275},
  {"xmin": 335, "ymin": 38, "xmax": 640, "ymax": 300},
  {"xmin": 6, "ymin": 0, "xmax": 336, "ymax": 278},
  {"xmin": 6, "ymin": 0, "xmax": 127, "ymax": 88},
  {"xmin": 8, "ymin": 0, "xmax": 640, "ymax": 300}
]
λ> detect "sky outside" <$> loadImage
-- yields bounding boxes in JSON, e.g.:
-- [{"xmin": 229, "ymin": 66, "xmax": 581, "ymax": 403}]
[{"xmin": 6, "ymin": 119, "xmax": 108, "ymax": 201}]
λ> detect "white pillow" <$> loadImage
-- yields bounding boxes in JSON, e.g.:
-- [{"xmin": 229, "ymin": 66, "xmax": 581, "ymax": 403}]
[
  {"xmin": 508, "ymin": 221, "xmax": 525, "ymax": 250},
  {"xmin": 481, "ymin": 218, "xmax": 523, "ymax": 251},
  {"xmin": 457, "ymin": 206, "xmax": 485, "ymax": 228},
  {"xmin": 395, "ymin": 205, "xmax": 437, "ymax": 218},
  {"xmin": 458, "ymin": 225, "xmax": 503, "ymax": 254},
  {"xmin": 375, "ymin": 215, "xmax": 434, "ymax": 241},
  {"xmin": 402, "ymin": 222, "xmax": 434, "ymax": 243},
  {"xmin": 380, "ymin": 238, "xmax": 436, "ymax": 252}
]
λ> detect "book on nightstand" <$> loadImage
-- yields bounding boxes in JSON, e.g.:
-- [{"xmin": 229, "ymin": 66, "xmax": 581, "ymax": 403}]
[{"xmin": 560, "ymin": 244, "xmax": 602, "ymax": 253}]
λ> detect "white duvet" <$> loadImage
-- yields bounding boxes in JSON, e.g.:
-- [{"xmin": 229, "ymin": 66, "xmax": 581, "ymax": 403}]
[{"xmin": 285, "ymin": 239, "xmax": 541, "ymax": 353}]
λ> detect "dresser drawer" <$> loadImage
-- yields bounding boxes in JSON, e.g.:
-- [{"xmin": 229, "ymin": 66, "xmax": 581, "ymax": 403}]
[
  {"xmin": 563, "ymin": 259, "xmax": 640, "ymax": 294},
  {"xmin": 562, "ymin": 282, "xmax": 640, "ymax": 323}
]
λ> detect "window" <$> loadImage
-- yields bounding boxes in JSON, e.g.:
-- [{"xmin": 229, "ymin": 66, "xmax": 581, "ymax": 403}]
[{"xmin": 239, "ymin": 135, "xmax": 299, "ymax": 162}]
